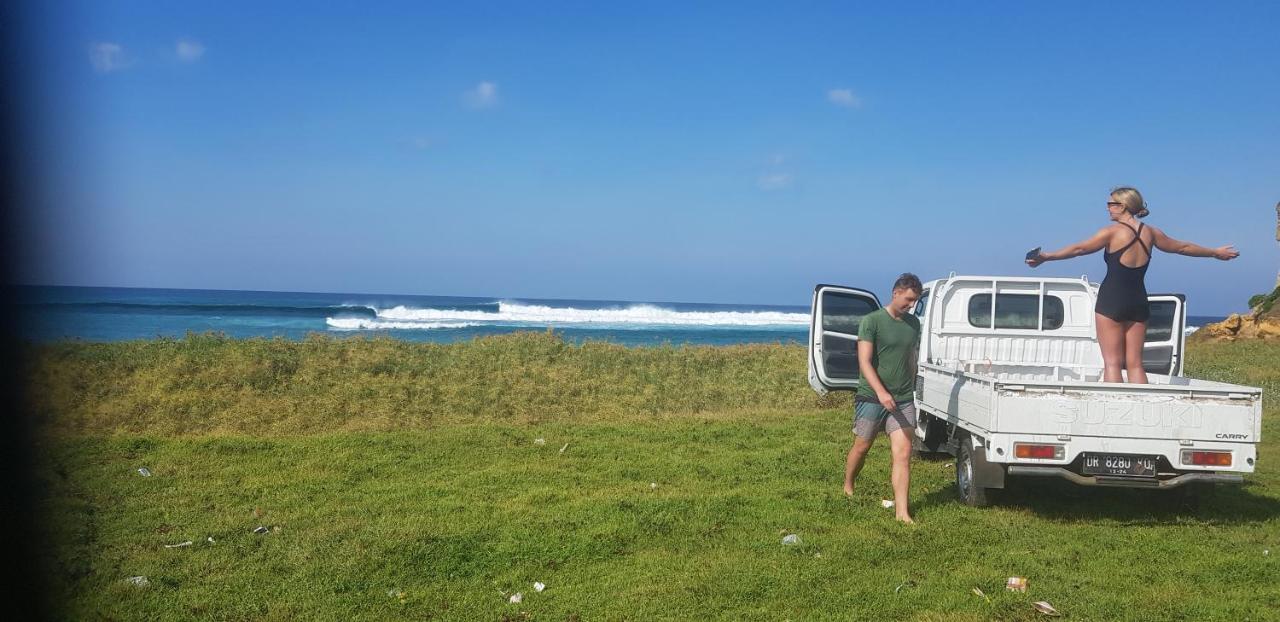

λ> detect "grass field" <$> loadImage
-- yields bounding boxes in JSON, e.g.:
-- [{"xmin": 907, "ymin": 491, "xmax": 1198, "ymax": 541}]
[{"xmin": 25, "ymin": 333, "xmax": 1280, "ymax": 620}]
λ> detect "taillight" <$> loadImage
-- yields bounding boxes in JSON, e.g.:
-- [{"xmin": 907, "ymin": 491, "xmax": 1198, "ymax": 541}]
[
  {"xmin": 1181, "ymin": 450, "xmax": 1232, "ymax": 467},
  {"xmin": 1014, "ymin": 443, "xmax": 1064, "ymax": 460}
]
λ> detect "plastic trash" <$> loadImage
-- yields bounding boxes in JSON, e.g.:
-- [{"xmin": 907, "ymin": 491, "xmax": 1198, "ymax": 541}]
[
  {"xmin": 1006, "ymin": 577, "xmax": 1028, "ymax": 592},
  {"xmin": 253, "ymin": 526, "xmax": 269, "ymax": 534},
  {"xmin": 125, "ymin": 576, "xmax": 149, "ymax": 587},
  {"xmin": 881, "ymin": 499, "xmax": 895, "ymax": 509},
  {"xmin": 164, "ymin": 541, "xmax": 193, "ymax": 548},
  {"xmin": 650, "ymin": 482, "xmax": 658, "ymax": 489},
  {"xmin": 559, "ymin": 443, "xmax": 569, "ymax": 454},
  {"xmin": 972, "ymin": 587, "xmax": 990, "ymax": 601},
  {"xmin": 509, "ymin": 592, "xmax": 523, "ymax": 604},
  {"xmin": 137, "ymin": 468, "xmax": 152, "ymax": 477},
  {"xmin": 781, "ymin": 534, "xmax": 801, "ymax": 546},
  {"xmin": 207, "ymin": 536, "xmax": 216, "ymax": 544},
  {"xmin": 388, "ymin": 588, "xmax": 405, "ymax": 599},
  {"xmin": 534, "ymin": 581, "xmax": 546, "ymax": 592},
  {"xmin": 534, "ymin": 438, "xmax": 546, "ymax": 446},
  {"xmin": 894, "ymin": 581, "xmax": 916, "ymax": 594},
  {"xmin": 1033, "ymin": 601, "xmax": 1061, "ymax": 616}
]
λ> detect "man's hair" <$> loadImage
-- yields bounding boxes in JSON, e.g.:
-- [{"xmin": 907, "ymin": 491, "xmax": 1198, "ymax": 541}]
[{"xmin": 892, "ymin": 272, "xmax": 923, "ymax": 294}]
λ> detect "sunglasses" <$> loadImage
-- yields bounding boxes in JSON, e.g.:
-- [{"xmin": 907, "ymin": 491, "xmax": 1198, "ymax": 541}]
[{"xmin": 1106, "ymin": 201, "xmax": 1124, "ymax": 207}]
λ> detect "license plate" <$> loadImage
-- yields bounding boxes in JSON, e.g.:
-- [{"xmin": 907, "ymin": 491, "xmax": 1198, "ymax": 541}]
[{"xmin": 1082, "ymin": 453, "xmax": 1158, "ymax": 477}]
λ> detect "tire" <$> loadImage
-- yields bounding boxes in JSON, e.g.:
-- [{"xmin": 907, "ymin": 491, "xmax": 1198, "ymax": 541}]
[{"xmin": 956, "ymin": 440, "xmax": 995, "ymax": 507}]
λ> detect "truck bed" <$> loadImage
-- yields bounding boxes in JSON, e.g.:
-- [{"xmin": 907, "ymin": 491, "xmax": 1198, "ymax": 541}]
[{"xmin": 918, "ymin": 361, "xmax": 1263, "ymax": 445}]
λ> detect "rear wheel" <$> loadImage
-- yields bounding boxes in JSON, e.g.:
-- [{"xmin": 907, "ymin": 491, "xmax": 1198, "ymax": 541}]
[{"xmin": 956, "ymin": 440, "xmax": 996, "ymax": 507}]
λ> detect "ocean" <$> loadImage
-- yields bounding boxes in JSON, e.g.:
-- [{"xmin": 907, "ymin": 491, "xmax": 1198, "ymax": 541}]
[{"xmin": 10, "ymin": 286, "xmax": 1226, "ymax": 346}]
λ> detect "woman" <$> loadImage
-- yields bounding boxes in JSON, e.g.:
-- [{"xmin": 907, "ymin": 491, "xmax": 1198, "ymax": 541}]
[{"xmin": 1026, "ymin": 187, "xmax": 1238, "ymax": 383}]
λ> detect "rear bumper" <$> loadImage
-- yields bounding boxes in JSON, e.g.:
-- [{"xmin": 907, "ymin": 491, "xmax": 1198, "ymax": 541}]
[{"xmin": 1006, "ymin": 466, "xmax": 1243, "ymax": 489}]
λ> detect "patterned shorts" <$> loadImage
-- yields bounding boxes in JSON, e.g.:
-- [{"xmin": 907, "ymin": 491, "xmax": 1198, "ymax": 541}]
[{"xmin": 853, "ymin": 400, "xmax": 918, "ymax": 439}]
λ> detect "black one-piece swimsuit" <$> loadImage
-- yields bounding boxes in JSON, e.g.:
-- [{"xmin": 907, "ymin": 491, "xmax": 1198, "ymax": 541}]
[{"xmin": 1094, "ymin": 222, "xmax": 1152, "ymax": 323}]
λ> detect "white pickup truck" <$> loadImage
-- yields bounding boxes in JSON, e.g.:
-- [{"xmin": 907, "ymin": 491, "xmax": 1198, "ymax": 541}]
[{"xmin": 808, "ymin": 275, "xmax": 1263, "ymax": 506}]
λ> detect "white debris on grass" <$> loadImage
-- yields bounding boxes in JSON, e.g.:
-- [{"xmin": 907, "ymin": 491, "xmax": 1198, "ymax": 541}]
[
  {"xmin": 1033, "ymin": 601, "xmax": 1061, "ymax": 616},
  {"xmin": 1006, "ymin": 576, "xmax": 1028, "ymax": 592},
  {"xmin": 880, "ymin": 499, "xmax": 895, "ymax": 509},
  {"xmin": 509, "ymin": 592, "xmax": 523, "ymax": 604},
  {"xmin": 164, "ymin": 541, "xmax": 193, "ymax": 548},
  {"xmin": 253, "ymin": 526, "xmax": 269, "ymax": 534},
  {"xmin": 534, "ymin": 438, "xmax": 546, "ymax": 446},
  {"xmin": 781, "ymin": 533, "xmax": 800, "ymax": 546},
  {"xmin": 534, "ymin": 581, "xmax": 546, "ymax": 592},
  {"xmin": 125, "ymin": 576, "xmax": 149, "ymax": 587},
  {"xmin": 650, "ymin": 482, "xmax": 657, "ymax": 489},
  {"xmin": 559, "ymin": 442, "xmax": 569, "ymax": 454},
  {"xmin": 137, "ymin": 467, "xmax": 152, "ymax": 477}
]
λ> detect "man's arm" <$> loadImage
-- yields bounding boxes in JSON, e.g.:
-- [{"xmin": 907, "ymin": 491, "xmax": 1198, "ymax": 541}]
[{"xmin": 858, "ymin": 339, "xmax": 897, "ymax": 412}]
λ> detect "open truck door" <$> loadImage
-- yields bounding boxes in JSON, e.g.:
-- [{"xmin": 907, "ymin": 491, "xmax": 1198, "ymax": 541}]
[
  {"xmin": 1144, "ymin": 293, "xmax": 1186, "ymax": 376},
  {"xmin": 808, "ymin": 285, "xmax": 881, "ymax": 394}
]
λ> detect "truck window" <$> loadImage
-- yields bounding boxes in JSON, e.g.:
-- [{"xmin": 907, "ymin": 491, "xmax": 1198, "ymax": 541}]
[
  {"xmin": 1145, "ymin": 300, "xmax": 1177, "ymax": 342},
  {"xmin": 967, "ymin": 293, "xmax": 1065, "ymax": 330},
  {"xmin": 914, "ymin": 291, "xmax": 930, "ymax": 319},
  {"xmin": 822, "ymin": 291, "xmax": 878, "ymax": 334}
]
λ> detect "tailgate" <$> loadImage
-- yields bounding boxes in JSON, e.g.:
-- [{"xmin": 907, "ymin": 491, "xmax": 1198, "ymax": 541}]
[{"xmin": 991, "ymin": 383, "xmax": 1262, "ymax": 442}]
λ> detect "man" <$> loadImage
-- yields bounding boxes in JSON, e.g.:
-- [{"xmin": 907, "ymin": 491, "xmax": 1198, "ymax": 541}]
[{"xmin": 842, "ymin": 273, "xmax": 922, "ymax": 524}]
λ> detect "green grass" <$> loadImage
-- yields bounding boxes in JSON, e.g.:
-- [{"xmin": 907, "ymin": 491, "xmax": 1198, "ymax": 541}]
[{"xmin": 26, "ymin": 333, "xmax": 1280, "ymax": 620}]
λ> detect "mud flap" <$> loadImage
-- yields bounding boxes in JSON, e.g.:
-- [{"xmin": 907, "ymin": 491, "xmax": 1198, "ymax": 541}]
[{"xmin": 967, "ymin": 435, "xmax": 1006, "ymax": 489}]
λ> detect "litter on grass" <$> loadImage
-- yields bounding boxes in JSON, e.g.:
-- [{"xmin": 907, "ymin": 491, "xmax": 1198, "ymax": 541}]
[
  {"xmin": 781, "ymin": 534, "xmax": 801, "ymax": 546},
  {"xmin": 207, "ymin": 536, "xmax": 216, "ymax": 544},
  {"xmin": 136, "ymin": 468, "xmax": 152, "ymax": 477},
  {"xmin": 650, "ymin": 482, "xmax": 658, "ymax": 489},
  {"xmin": 894, "ymin": 581, "xmax": 916, "ymax": 594},
  {"xmin": 1006, "ymin": 577, "xmax": 1028, "ymax": 592},
  {"xmin": 253, "ymin": 526, "xmax": 269, "ymax": 535},
  {"xmin": 1033, "ymin": 601, "xmax": 1061, "ymax": 616},
  {"xmin": 559, "ymin": 443, "xmax": 569, "ymax": 454},
  {"xmin": 509, "ymin": 592, "xmax": 523, "ymax": 604},
  {"xmin": 534, "ymin": 438, "xmax": 546, "ymax": 446},
  {"xmin": 534, "ymin": 582, "xmax": 546, "ymax": 592},
  {"xmin": 880, "ymin": 499, "xmax": 895, "ymax": 509},
  {"xmin": 972, "ymin": 587, "xmax": 989, "ymax": 601},
  {"xmin": 125, "ymin": 576, "xmax": 149, "ymax": 587},
  {"xmin": 164, "ymin": 541, "xmax": 193, "ymax": 548}
]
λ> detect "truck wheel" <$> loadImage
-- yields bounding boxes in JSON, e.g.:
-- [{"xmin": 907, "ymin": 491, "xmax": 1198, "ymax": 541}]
[{"xmin": 956, "ymin": 441, "xmax": 994, "ymax": 507}]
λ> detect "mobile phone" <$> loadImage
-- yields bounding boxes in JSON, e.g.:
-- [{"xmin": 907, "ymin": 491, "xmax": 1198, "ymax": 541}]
[{"xmin": 1025, "ymin": 247, "xmax": 1042, "ymax": 261}]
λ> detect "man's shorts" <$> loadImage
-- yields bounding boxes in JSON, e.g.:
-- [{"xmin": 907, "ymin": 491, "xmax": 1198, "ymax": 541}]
[{"xmin": 853, "ymin": 399, "xmax": 918, "ymax": 439}]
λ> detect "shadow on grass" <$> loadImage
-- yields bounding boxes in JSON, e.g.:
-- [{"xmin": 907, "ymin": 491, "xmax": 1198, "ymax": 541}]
[{"xmin": 918, "ymin": 476, "xmax": 1280, "ymax": 524}]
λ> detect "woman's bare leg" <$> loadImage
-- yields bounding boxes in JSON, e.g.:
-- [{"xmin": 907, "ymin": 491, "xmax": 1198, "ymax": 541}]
[
  {"xmin": 1123, "ymin": 321, "xmax": 1149, "ymax": 384},
  {"xmin": 1095, "ymin": 313, "xmax": 1127, "ymax": 383}
]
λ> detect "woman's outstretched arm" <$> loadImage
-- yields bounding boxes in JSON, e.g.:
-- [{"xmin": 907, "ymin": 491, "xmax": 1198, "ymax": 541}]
[
  {"xmin": 1151, "ymin": 227, "xmax": 1239, "ymax": 260},
  {"xmin": 1026, "ymin": 227, "xmax": 1110, "ymax": 267}
]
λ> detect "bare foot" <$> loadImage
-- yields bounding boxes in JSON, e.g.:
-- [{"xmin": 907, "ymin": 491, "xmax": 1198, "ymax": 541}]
[
  {"xmin": 895, "ymin": 513, "xmax": 916, "ymax": 524},
  {"xmin": 843, "ymin": 483, "xmax": 854, "ymax": 497}
]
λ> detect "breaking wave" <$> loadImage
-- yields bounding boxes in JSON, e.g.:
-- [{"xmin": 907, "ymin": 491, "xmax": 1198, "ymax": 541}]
[{"xmin": 325, "ymin": 301, "xmax": 809, "ymax": 331}]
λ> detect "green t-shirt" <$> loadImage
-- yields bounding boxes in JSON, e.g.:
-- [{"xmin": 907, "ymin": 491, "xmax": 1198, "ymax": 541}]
[{"xmin": 855, "ymin": 308, "xmax": 921, "ymax": 402}]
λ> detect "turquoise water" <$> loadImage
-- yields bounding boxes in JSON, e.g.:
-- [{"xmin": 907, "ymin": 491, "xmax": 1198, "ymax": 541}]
[
  {"xmin": 11, "ymin": 286, "xmax": 1226, "ymax": 346},
  {"xmin": 12, "ymin": 286, "xmax": 813, "ymax": 346}
]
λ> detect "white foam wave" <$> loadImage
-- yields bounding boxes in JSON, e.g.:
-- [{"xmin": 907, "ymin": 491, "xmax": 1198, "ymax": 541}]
[
  {"xmin": 325, "ymin": 318, "xmax": 480, "ymax": 331},
  {"xmin": 1184, "ymin": 326, "xmax": 1200, "ymax": 336},
  {"xmin": 372, "ymin": 302, "xmax": 809, "ymax": 327}
]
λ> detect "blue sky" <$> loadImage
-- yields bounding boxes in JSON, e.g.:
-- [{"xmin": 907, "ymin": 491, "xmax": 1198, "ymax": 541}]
[{"xmin": 15, "ymin": 2, "xmax": 1280, "ymax": 313}]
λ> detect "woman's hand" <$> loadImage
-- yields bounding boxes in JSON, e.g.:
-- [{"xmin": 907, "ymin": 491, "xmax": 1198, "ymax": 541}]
[
  {"xmin": 1025, "ymin": 254, "xmax": 1045, "ymax": 268},
  {"xmin": 1214, "ymin": 245, "xmax": 1240, "ymax": 261}
]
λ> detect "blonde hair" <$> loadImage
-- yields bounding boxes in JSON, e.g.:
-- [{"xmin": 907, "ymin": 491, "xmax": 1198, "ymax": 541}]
[{"xmin": 1110, "ymin": 186, "xmax": 1149, "ymax": 218}]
